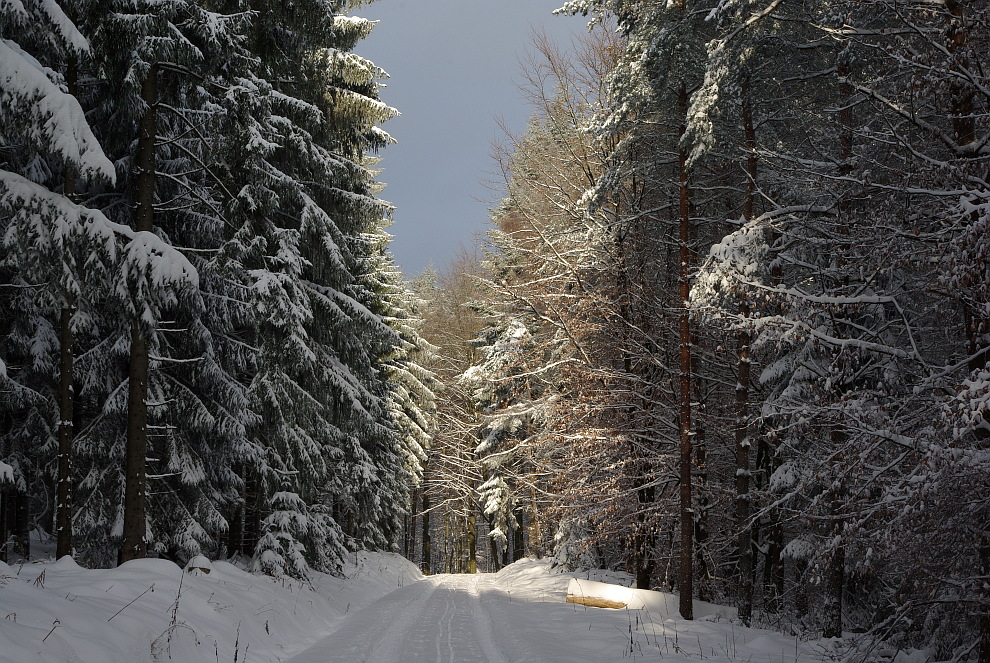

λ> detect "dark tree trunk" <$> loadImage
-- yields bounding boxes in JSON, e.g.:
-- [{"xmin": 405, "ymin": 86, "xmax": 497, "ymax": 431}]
[
  {"xmin": 56, "ymin": 304, "xmax": 74, "ymax": 560},
  {"xmin": 11, "ymin": 490, "xmax": 29, "ymax": 560},
  {"xmin": 635, "ymin": 483, "xmax": 656, "ymax": 590},
  {"xmin": 677, "ymin": 79, "xmax": 694, "ymax": 621},
  {"xmin": 690, "ymin": 276, "xmax": 709, "ymax": 600},
  {"xmin": 120, "ymin": 325, "xmax": 149, "ymax": 564},
  {"xmin": 409, "ymin": 487, "xmax": 420, "ymax": 560},
  {"xmin": 734, "ymin": 308, "xmax": 753, "ymax": 624},
  {"xmin": 528, "ymin": 487, "xmax": 542, "ymax": 559},
  {"xmin": 120, "ymin": 64, "xmax": 158, "ymax": 565},
  {"xmin": 55, "ymin": 50, "xmax": 79, "ymax": 562},
  {"xmin": 0, "ymin": 490, "xmax": 6, "ymax": 563},
  {"xmin": 226, "ymin": 465, "xmax": 245, "ymax": 559},
  {"xmin": 823, "ymin": 534, "xmax": 845, "ymax": 638},
  {"xmin": 735, "ymin": 73, "xmax": 757, "ymax": 626},
  {"xmin": 765, "ymin": 520, "xmax": 784, "ymax": 611},
  {"xmin": 244, "ymin": 473, "xmax": 261, "ymax": 554},
  {"xmin": 227, "ymin": 502, "xmax": 244, "ymax": 559},
  {"xmin": 692, "ymin": 364, "xmax": 710, "ymax": 600},
  {"xmin": 466, "ymin": 510, "xmax": 477, "ymax": 573},
  {"xmin": 421, "ymin": 492, "xmax": 431, "ymax": 574},
  {"xmin": 823, "ymin": 437, "xmax": 846, "ymax": 639},
  {"xmin": 512, "ymin": 504, "xmax": 525, "ymax": 562}
]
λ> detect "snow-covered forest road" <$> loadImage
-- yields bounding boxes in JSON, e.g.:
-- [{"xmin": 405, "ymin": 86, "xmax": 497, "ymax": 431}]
[
  {"xmin": 288, "ymin": 574, "xmax": 516, "ymax": 663},
  {"xmin": 285, "ymin": 562, "xmax": 801, "ymax": 663}
]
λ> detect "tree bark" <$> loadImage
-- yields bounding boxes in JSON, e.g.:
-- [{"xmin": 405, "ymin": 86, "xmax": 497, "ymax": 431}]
[
  {"xmin": 120, "ymin": 64, "xmax": 158, "ymax": 564},
  {"xmin": 736, "ymin": 73, "xmax": 757, "ymax": 626},
  {"xmin": 820, "ymin": 32, "xmax": 854, "ymax": 636},
  {"xmin": 55, "ymin": 51, "xmax": 80, "ymax": 561},
  {"xmin": 56, "ymin": 304, "xmax": 74, "ymax": 559},
  {"xmin": 12, "ymin": 490, "xmax": 29, "ymax": 560},
  {"xmin": 0, "ymin": 490, "xmax": 6, "ymax": 563},
  {"xmin": 677, "ymin": 79, "xmax": 694, "ymax": 621},
  {"xmin": 527, "ymin": 486, "xmax": 542, "ymax": 559},
  {"xmin": 635, "ymin": 482, "xmax": 656, "ymax": 590},
  {"xmin": 226, "ymin": 464, "xmax": 245, "ymax": 558},
  {"xmin": 512, "ymin": 504, "xmax": 525, "ymax": 562},
  {"xmin": 407, "ymin": 486, "xmax": 419, "ymax": 561},
  {"xmin": 823, "ymin": 520, "xmax": 845, "ymax": 638},
  {"xmin": 466, "ymin": 509, "xmax": 477, "ymax": 573},
  {"xmin": 692, "ymin": 346, "xmax": 710, "ymax": 600},
  {"xmin": 421, "ymin": 492, "xmax": 431, "ymax": 574}
]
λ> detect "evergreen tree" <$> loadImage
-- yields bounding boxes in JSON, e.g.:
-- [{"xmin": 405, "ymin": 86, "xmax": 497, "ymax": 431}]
[{"xmin": 0, "ymin": 0, "xmax": 118, "ymax": 560}]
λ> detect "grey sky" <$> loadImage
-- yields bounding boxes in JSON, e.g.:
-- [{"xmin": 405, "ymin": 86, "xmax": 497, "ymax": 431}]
[{"xmin": 359, "ymin": 1, "xmax": 589, "ymax": 276}]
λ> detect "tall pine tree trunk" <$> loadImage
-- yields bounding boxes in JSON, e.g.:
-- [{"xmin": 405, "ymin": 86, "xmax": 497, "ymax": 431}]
[
  {"xmin": 735, "ymin": 73, "xmax": 757, "ymax": 626},
  {"xmin": 0, "ymin": 490, "xmax": 6, "ymax": 563},
  {"xmin": 55, "ymin": 52, "xmax": 80, "ymax": 561},
  {"xmin": 466, "ymin": 509, "xmax": 477, "ymax": 573},
  {"xmin": 635, "ymin": 482, "xmax": 657, "ymax": 589},
  {"xmin": 820, "ymin": 33, "xmax": 855, "ymax": 637},
  {"xmin": 11, "ymin": 489, "xmax": 29, "ymax": 560},
  {"xmin": 677, "ymin": 79, "xmax": 694, "ymax": 621},
  {"xmin": 692, "ymin": 339, "xmax": 710, "ymax": 600},
  {"xmin": 823, "ymin": 466, "xmax": 846, "ymax": 639},
  {"xmin": 56, "ymin": 304, "xmax": 74, "ymax": 559},
  {"xmin": 120, "ymin": 64, "xmax": 158, "ymax": 564},
  {"xmin": 407, "ymin": 486, "xmax": 419, "ymax": 561},
  {"xmin": 512, "ymin": 504, "xmax": 525, "ymax": 562},
  {"xmin": 226, "ymin": 464, "xmax": 245, "ymax": 558},
  {"xmin": 421, "ymin": 492, "xmax": 431, "ymax": 574},
  {"xmin": 527, "ymin": 486, "xmax": 542, "ymax": 559}
]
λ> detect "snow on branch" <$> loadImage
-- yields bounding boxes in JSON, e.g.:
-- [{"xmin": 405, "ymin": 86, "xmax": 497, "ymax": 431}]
[{"xmin": 0, "ymin": 38, "xmax": 114, "ymax": 183}]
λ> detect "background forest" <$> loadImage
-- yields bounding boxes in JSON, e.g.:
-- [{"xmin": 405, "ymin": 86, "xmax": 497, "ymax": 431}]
[
  {"xmin": 1, "ymin": 0, "xmax": 989, "ymax": 662},
  {"xmin": 409, "ymin": 1, "xmax": 990, "ymax": 660}
]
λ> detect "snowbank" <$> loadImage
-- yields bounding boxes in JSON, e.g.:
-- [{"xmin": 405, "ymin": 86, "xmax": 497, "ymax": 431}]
[
  {"xmin": 494, "ymin": 558, "xmax": 734, "ymax": 621},
  {"xmin": 0, "ymin": 551, "xmax": 421, "ymax": 662},
  {"xmin": 487, "ymin": 559, "xmax": 814, "ymax": 663}
]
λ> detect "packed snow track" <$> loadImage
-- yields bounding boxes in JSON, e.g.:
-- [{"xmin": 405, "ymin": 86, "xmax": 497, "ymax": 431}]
[
  {"xmin": 287, "ymin": 574, "xmax": 514, "ymax": 663},
  {"xmin": 286, "ymin": 563, "xmax": 803, "ymax": 663}
]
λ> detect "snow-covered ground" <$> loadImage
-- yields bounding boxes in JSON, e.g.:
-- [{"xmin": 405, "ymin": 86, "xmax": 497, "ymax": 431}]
[
  {"xmin": 0, "ymin": 551, "xmax": 421, "ymax": 662},
  {"xmin": 0, "ymin": 552, "xmax": 870, "ymax": 663},
  {"xmin": 289, "ymin": 559, "xmax": 813, "ymax": 663}
]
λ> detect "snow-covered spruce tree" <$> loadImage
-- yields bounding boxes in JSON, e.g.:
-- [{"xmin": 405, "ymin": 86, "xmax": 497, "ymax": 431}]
[
  {"xmin": 228, "ymin": 1, "xmax": 400, "ymax": 578},
  {"xmin": 361, "ymin": 229, "xmax": 438, "ymax": 556},
  {"xmin": 0, "ymin": 0, "xmax": 121, "ymax": 560},
  {"xmin": 71, "ymin": 0, "xmax": 253, "ymax": 565},
  {"xmin": 462, "ymin": 315, "xmax": 544, "ymax": 568}
]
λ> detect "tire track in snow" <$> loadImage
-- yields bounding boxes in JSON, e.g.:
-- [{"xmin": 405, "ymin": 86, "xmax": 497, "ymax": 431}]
[
  {"xmin": 468, "ymin": 574, "xmax": 512, "ymax": 663},
  {"xmin": 287, "ymin": 573, "xmax": 518, "ymax": 663},
  {"xmin": 285, "ymin": 575, "xmax": 441, "ymax": 663},
  {"xmin": 432, "ymin": 576, "xmax": 455, "ymax": 662}
]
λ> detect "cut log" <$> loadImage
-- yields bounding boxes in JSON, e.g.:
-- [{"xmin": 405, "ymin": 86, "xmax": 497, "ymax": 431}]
[
  {"xmin": 565, "ymin": 595, "xmax": 627, "ymax": 609},
  {"xmin": 565, "ymin": 578, "xmax": 636, "ymax": 610}
]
